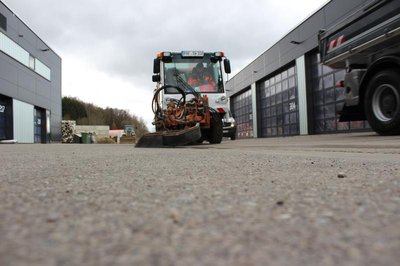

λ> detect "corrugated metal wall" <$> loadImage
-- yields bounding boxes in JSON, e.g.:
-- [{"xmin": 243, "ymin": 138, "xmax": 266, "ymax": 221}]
[{"xmin": 13, "ymin": 99, "xmax": 34, "ymax": 143}]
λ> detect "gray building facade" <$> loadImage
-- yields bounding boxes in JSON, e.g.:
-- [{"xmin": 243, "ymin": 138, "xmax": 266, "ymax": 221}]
[
  {"xmin": 0, "ymin": 1, "xmax": 61, "ymax": 143},
  {"xmin": 226, "ymin": 0, "xmax": 371, "ymax": 138}
]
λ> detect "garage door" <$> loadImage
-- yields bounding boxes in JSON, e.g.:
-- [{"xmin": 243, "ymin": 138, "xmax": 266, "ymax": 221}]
[
  {"xmin": 258, "ymin": 65, "xmax": 299, "ymax": 137},
  {"xmin": 231, "ymin": 89, "xmax": 253, "ymax": 138},
  {"xmin": 308, "ymin": 52, "xmax": 370, "ymax": 133}
]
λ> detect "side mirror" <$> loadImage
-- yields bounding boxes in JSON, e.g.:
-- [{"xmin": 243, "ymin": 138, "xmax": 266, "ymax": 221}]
[
  {"xmin": 152, "ymin": 74, "xmax": 160, "ymax": 82},
  {"xmin": 153, "ymin": 58, "xmax": 160, "ymax": 74},
  {"xmin": 224, "ymin": 59, "xmax": 231, "ymax": 74}
]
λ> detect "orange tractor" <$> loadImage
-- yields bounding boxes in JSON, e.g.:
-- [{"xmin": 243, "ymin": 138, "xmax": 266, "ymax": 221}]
[{"xmin": 136, "ymin": 51, "xmax": 231, "ymax": 147}]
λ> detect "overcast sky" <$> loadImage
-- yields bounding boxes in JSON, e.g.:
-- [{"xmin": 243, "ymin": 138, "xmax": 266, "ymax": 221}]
[{"xmin": 3, "ymin": 0, "xmax": 328, "ymax": 130}]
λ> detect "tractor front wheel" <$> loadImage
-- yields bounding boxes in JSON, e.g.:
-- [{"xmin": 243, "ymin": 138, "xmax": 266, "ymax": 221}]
[{"xmin": 208, "ymin": 113, "xmax": 223, "ymax": 144}]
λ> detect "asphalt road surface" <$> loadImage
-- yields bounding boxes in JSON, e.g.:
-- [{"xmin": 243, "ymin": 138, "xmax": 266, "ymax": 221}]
[{"xmin": 1, "ymin": 132, "xmax": 399, "ymax": 266}]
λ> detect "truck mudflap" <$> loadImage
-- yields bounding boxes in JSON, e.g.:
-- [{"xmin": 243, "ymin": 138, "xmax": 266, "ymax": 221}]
[
  {"xmin": 338, "ymin": 104, "xmax": 366, "ymax": 122},
  {"xmin": 135, "ymin": 123, "xmax": 201, "ymax": 148}
]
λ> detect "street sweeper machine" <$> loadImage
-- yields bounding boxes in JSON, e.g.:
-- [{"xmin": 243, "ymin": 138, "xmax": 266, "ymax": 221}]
[{"xmin": 135, "ymin": 51, "xmax": 231, "ymax": 147}]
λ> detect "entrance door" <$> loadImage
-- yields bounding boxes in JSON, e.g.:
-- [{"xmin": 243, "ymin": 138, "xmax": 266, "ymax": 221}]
[
  {"xmin": 0, "ymin": 95, "xmax": 12, "ymax": 140},
  {"xmin": 0, "ymin": 104, "xmax": 5, "ymax": 139},
  {"xmin": 34, "ymin": 107, "xmax": 46, "ymax": 143}
]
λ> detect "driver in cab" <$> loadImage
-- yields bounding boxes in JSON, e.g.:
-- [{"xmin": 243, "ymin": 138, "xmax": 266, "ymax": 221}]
[{"xmin": 187, "ymin": 63, "xmax": 216, "ymax": 92}]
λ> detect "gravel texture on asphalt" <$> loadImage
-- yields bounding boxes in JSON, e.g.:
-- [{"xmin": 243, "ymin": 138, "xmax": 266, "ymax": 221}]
[{"xmin": 1, "ymin": 136, "xmax": 399, "ymax": 266}]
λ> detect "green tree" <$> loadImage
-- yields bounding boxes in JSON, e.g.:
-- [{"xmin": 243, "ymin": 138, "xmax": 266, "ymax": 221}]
[
  {"xmin": 62, "ymin": 96, "xmax": 148, "ymax": 134},
  {"xmin": 62, "ymin": 97, "xmax": 87, "ymax": 121}
]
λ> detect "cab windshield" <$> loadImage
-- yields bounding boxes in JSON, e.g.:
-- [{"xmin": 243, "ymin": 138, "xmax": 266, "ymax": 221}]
[{"xmin": 164, "ymin": 55, "xmax": 224, "ymax": 94}]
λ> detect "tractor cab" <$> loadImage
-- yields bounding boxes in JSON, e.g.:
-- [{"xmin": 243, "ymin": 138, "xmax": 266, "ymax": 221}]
[{"xmin": 152, "ymin": 51, "xmax": 231, "ymax": 114}]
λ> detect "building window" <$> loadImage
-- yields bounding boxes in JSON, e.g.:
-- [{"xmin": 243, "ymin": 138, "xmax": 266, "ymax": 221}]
[
  {"xmin": 35, "ymin": 58, "xmax": 51, "ymax": 80},
  {"xmin": 29, "ymin": 54, "xmax": 35, "ymax": 69},
  {"xmin": 0, "ymin": 31, "xmax": 30, "ymax": 65},
  {"xmin": 0, "ymin": 32, "xmax": 51, "ymax": 80}
]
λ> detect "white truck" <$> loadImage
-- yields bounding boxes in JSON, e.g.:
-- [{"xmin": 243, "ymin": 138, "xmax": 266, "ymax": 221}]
[{"xmin": 318, "ymin": 0, "xmax": 400, "ymax": 135}]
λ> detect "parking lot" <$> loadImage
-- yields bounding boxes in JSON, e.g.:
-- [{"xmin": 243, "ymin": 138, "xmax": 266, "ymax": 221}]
[{"xmin": 1, "ymin": 132, "xmax": 399, "ymax": 266}]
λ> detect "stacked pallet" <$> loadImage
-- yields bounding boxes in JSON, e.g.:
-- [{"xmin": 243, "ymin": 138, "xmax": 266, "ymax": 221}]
[{"xmin": 61, "ymin": 120, "xmax": 76, "ymax": 143}]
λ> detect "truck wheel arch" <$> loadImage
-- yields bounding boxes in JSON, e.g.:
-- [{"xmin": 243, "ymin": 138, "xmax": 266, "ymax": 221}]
[
  {"xmin": 364, "ymin": 69, "xmax": 400, "ymax": 135},
  {"xmin": 359, "ymin": 55, "xmax": 400, "ymax": 109}
]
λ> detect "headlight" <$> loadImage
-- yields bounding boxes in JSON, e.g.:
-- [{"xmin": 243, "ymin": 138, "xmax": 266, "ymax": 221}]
[{"xmin": 215, "ymin": 96, "xmax": 228, "ymax": 104}]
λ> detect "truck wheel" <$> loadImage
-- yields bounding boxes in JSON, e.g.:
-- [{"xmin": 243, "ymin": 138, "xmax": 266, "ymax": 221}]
[
  {"xmin": 364, "ymin": 70, "xmax": 400, "ymax": 135},
  {"xmin": 230, "ymin": 133, "xmax": 236, "ymax": 140},
  {"xmin": 208, "ymin": 113, "xmax": 223, "ymax": 144}
]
